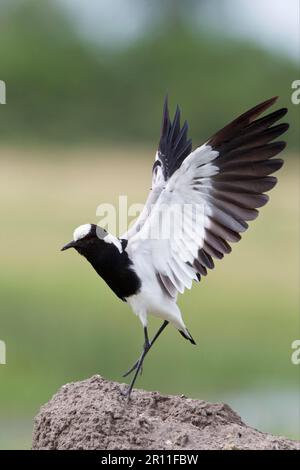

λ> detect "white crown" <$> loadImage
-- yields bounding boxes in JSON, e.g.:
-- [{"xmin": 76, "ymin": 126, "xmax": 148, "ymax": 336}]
[{"xmin": 73, "ymin": 224, "xmax": 91, "ymax": 241}]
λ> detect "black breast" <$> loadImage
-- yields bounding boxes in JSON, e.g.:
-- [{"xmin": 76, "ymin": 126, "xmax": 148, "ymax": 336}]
[{"xmin": 80, "ymin": 240, "xmax": 141, "ymax": 301}]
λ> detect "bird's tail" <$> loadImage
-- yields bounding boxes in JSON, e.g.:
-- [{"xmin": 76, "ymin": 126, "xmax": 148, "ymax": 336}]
[{"xmin": 179, "ymin": 328, "xmax": 196, "ymax": 345}]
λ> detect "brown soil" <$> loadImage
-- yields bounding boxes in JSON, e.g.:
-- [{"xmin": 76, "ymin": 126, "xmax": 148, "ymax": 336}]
[{"xmin": 32, "ymin": 375, "xmax": 299, "ymax": 450}]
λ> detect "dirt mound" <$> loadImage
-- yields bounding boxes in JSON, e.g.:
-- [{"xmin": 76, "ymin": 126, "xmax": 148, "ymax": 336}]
[{"xmin": 32, "ymin": 375, "xmax": 299, "ymax": 450}]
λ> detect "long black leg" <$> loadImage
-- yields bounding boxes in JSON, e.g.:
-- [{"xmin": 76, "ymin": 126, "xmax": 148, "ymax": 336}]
[
  {"xmin": 122, "ymin": 321, "xmax": 169, "ymax": 398},
  {"xmin": 123, "ymin": 320, "xmax": 169, "ymax": 377}
]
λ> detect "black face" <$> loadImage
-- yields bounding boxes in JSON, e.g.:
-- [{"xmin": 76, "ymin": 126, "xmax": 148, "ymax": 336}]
[{"xmin": 61, "ymin": 224, "xmax": 107, "ymax": 254}]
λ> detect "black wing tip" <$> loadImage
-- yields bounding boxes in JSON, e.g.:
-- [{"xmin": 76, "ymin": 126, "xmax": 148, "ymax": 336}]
[
  {"xmin": 258, "ymin": 96, "xmax": 278, "ymax": 109},
  {"xmin": 266, "ymin": 175, "xmax": 278, "ymax": 186},
  {"xmin": 245, "ymin": 96, "xmax": 279, "ymax": 120},
  {"xmin": 158, "ymin": 96, "xmax": 192, "ymax": 178},
  {"xmin": 266, "ymin": 96, "xmax": 278, "ymax": 105},
  {"xmin": 273, "ymin": 140, "xmax": 287, "ymax": 151},
  {"xmin": 274, "ymin": 122, "xmax": 289, "ymax": 133},
  {"xmin": 260, "ymin": 140, "xmax": 287, "ymax": 154},
  {"xmin": 271, "ymin": 158, "xmax": 284, "ymax": 172},
  {"xmin": 172, "ymin": 104, "xmax": 181, "ymax": 130},
  {"xmin": 266, "ymin": 141, "xmax": 286, "ymax": 158},
  {"xmin": 209, "ymin": 95, "xmax": 289, "ymax": 150},
  {"xmin": 161, "ymin": 94, "xmax": 170, "ymax": 134},
  {"xmin": 279, "ymin": 107, "xmax": 288, "ymax": 116}
]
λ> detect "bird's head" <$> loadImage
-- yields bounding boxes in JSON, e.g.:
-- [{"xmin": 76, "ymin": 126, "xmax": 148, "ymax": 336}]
[
  {"xmin": 61, "ymin": 224, "xmax": 123, "ymax": 258},
  {"xmin": 61, "ymin": 224, "xmax": 107, "ymax": 255}
]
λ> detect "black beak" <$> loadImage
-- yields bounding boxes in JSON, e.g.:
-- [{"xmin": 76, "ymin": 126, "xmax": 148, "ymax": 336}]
[{"xmin": 61, "ymin": 241, "xmax": 77, "ymax": 251}]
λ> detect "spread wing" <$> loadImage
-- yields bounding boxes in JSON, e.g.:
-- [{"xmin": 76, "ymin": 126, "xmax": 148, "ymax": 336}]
[
  {"xmin": 126, "ymin": 96, "xmax": 288, "ymax": 297},
  {"xmin": 122, "ymin": 97, "xmax": 192, "ymax": 239}
]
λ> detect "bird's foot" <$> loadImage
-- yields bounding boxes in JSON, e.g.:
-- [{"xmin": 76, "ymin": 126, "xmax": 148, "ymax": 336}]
[
  {"xmin": 122, "ymin": 359, "xmax": 142, "ymax": 378},
  {"xmin": 120, "ymin": 386, "xmax": 133, "ymax": 401}
]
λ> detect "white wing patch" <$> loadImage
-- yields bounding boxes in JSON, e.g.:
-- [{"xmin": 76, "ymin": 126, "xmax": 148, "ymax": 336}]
[{"xmin": 127, "ymin": 144, "xmax": 219, "ymax": 295}]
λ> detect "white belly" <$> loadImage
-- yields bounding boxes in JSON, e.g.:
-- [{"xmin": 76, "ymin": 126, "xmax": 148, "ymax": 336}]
[{"xmin": 125, "ymin": 253, "xmax": 185, "ymax": 330}]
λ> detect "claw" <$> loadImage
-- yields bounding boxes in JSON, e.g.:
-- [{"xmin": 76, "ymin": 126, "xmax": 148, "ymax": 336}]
[
  {"xmin": 122, "ymin": 360, "xmax": 139, "ymax": 378},
  {"xmin": 120, "ymin": 387, "xmax": 132, "ymax": 400},
  {"xmin": 122, "ymin": 360, "xmax": 144, "ymax": 378}
]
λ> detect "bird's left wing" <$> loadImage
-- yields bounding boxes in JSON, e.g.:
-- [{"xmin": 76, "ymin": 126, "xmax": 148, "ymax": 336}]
[
  {"xmin": 121, "ymin": 97, "xmax": 192, "ymax": 239},
  {"xmin": 126, "ymin": 97, "xmax": 288, "ymax": 297}
]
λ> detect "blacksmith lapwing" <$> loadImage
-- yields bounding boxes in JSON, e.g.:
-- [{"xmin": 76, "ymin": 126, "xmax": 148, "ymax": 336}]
[{"xmin": 62, "ymin": 96, "xmax": 288, "ymax": 398}]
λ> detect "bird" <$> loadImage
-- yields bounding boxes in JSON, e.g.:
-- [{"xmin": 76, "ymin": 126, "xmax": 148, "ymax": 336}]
[{"xmin": 61, "ymin": 96, "xmax": 288, "ymax": 398}]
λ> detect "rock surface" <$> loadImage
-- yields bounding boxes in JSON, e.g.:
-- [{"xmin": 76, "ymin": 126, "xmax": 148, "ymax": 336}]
[{"xmin": 32, "ymin": 375, "xmax": 299, "ymax": 450}]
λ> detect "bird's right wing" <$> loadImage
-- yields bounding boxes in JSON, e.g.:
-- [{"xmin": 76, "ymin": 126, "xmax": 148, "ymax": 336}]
[{"xmin": 126, "ymin": 97, "xmax": 288, "ymax": 297}]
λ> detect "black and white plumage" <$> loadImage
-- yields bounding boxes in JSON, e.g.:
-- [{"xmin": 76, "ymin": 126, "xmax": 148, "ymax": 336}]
[{"xmin": 62, "ymin": 96, "xmax": 288, "ymax": 397}]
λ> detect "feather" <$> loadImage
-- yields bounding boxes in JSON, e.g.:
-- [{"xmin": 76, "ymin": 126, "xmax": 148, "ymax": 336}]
[
  {"xmin": 126, "ymin": 96, "xmax": 288, "ymax": 300},
  {"xmin": 157, "ymin": 96, "xmax": 193, "ymax": 179}
]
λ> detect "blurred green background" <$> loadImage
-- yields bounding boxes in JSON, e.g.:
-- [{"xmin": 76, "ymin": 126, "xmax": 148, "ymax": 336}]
[{"xmin": 0, "ymin": 0, "xmax": 299, "ymax": 449}]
